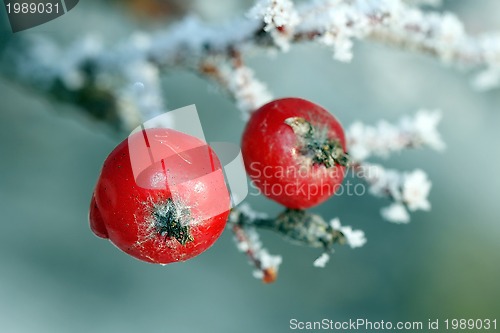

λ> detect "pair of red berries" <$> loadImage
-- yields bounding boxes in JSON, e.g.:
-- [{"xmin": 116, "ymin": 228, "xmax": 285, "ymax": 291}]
[{"xmin": 89, "ymin": 98, "xmax": 348, "ymax": 264}]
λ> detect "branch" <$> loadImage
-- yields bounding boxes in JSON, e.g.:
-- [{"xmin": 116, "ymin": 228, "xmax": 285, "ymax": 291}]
[
  {"xmin": 199, "ymin": 51, "xmax": 273, "ymax": 120},
  {"xmin": 231, "ymin": 223, "xmax": 281, "ymax": 283},
  {"xmin": 353, "ymin": 163, "xmax": 432, "ymax": 223},
  {"xmin": 229, "ymin": 204, "xmax": 366, "ymax": 281},
  {"xmin": 252, "ymin": 0, "xmax": 500, "ymax": 86},
  {"xmin": 346, "ymin": 109, "xmax": 445, "ymax": 161},
  {"xmin": 1, "ymin": 0, "xmax": 499, "ymax": 131},
  {"xmin": 346, "ymin": 110, "xmax": 444, "ymax": 223}
]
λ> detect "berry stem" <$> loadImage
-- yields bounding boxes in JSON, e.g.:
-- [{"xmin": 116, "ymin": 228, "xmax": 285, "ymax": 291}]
[
  {"xmin": 231, "ymin": 208, "xmax": 346, "ymax": 251},
  {"xmin": 232, "ymin": 224, "xmax": 278, "ymax": 283},
  {"xmin": 152, "ymin": 198, "xmax": 194, "ymax": 245},
  {"xmin": 285, "ymin": 117, "xmax": 350, "ymax": 168}
]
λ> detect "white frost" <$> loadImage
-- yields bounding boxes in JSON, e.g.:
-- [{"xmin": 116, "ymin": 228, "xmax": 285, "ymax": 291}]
[
  {"xmin": 248, "ymin": 0, "xmax": 299, "ymax": 32},
  {"xmin": 330, "ymin": 218, "xmax": 367, "ymax": 249},
  {"xmin": 381, "ymin": 203, "xmax": 410, "ymax": 223},
  {"xmin": 237, "ymin": 203, "xmax": 269, "ymax": 222},
  {"xmin": 401, "ymin": 110, "xmax": 445, "ymax": 151},
  {"xmin": 223, "ymin": 65, "xmax": 273, "ymax": 117},
  {"xmin": 248, "ymin": 0, "xmax": 299, "ymax": 51},
  {"xmin": 402, "ymin": 169, "xmax": 432, "ymax": 211},
  {"xmin": 313, "ymin": 252, "xmax": 330, "ymax": 268},
  {"xmin": 359, "ymin": 163, "xmax": 433, "ymax": 222},
  {"xmin": 348, "ymin": 110, "xmax": 444, "ymax": 162}
]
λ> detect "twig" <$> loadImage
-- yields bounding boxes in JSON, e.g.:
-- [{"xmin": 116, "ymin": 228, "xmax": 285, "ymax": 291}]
[
  {"xmin": 1, "ymin": 0, "xmax": 499, "ymax": 131},
  {"xmin": 229, "ymin": 204, "xmax": 366, "ymax": 281}
]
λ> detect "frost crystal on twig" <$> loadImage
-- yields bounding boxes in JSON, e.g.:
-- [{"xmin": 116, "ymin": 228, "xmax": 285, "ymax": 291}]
[
  {"xmin": 248, "ymin": 0, "xmax": 299, "ymax": 51},
  {"xmin": 230, "ymin": 223, "xmax": 282, "ymax": 282},
  {"xmin": 220, "ymin": 63, "xmax": 273, "ymax": 118},
  {"xmin": 402, "ymin": 169, "xmax": 432, "ymax": 211},
  {"xmin": 248, "ymin": 0, "xmax": 299, "ymax": 32},
  {"xmin": 330, "ymin": 218, "xmax": 367, "ymax": 249},
  {"xmin": 313, "ymin": 252, "xmax": 330, "ymax": 268},
  {"xmin": 347, "ymin": 110, "xmax": 445, "ymax": 161},
  {"xmin": 381, "ymin": 203, "xmax": 411, "ymax": 224},
  {"xmin": 229, "ymin": 204, "xmax": 282, "ymax": 283},
  {"xmin": 235, "ymin": 203, "xmax": 270, "ymax": 222},
  {"xmin": 355, "ymin": 163, "xmax": 433, "ymax": 223},
  {"xmin": 346, "ymin": 110, "xmax": 442, "ymax": 222}
]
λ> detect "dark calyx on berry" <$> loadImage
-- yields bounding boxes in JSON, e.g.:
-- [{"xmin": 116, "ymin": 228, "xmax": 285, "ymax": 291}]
[
  {"xmin": 285, "ymin": 117, "xmax": 350, "ymax": 168},
  {"xmin": 153, "ymin": 198, "xmax": 194, "ymax": 245}
]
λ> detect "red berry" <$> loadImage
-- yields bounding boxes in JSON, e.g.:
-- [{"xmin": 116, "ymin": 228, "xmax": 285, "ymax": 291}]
[
  {"xmin": 241, "ymin": 98, "xmax": 348, "ymax": 209},
  {"xmin": 89, "ymin": 128, "xmax": 231, "ymax": 264}
]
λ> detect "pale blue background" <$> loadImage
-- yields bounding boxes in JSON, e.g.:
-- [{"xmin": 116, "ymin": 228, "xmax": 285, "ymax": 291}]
[{"xmin": 0, "ymin": 1, "xmax": 499, "ymax": 332}]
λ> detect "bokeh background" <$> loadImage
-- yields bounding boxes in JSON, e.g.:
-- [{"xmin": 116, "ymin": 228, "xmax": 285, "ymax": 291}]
[{"xmin": 1, "ymin": 1, "xmax": 499, "ymax": 332}]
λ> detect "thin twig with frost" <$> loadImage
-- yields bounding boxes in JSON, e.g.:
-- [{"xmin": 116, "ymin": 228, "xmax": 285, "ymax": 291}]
[
  {"xmin": 353, "ymin": 163, "xmax": 433, "ymax": 223},
  {"xmin": 346, "ymin": 110, "xmax": 444, "ymax": 223},
  {"xmin": 2, "ymin": 0, "xmax": 500, "ymax": 131},
  {"xmin": 200, "ymin": 51, "xmax": 273, "ymax": 120},
  {"xmin": 231, "ymin": 224, "xmax": 281, "ymax": 283},
  {"xmin": 229, "ymin": 205, "xmax": 281, "ymax": 283},
  {"xmin": 229, "ymin": 204, "xmax": 366, "ymax": 277},
  {"xmin": 347, "ymin": 109, "xmax": 445, "ymax": 161}
]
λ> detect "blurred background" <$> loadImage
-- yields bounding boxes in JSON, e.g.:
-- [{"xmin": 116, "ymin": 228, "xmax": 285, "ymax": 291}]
[{"xmin": 0, "ymin": 1, "xmax": 499, "ymax": 332}]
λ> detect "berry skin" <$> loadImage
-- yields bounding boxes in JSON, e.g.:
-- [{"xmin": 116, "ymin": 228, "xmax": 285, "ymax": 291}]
[
  {"xmin": 89, "ymin": 128, "xmax": 231, "ymax": 264},
  {"xmin": 241, "ymin": 98, "xmax": 348, "ymax": 209}
]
